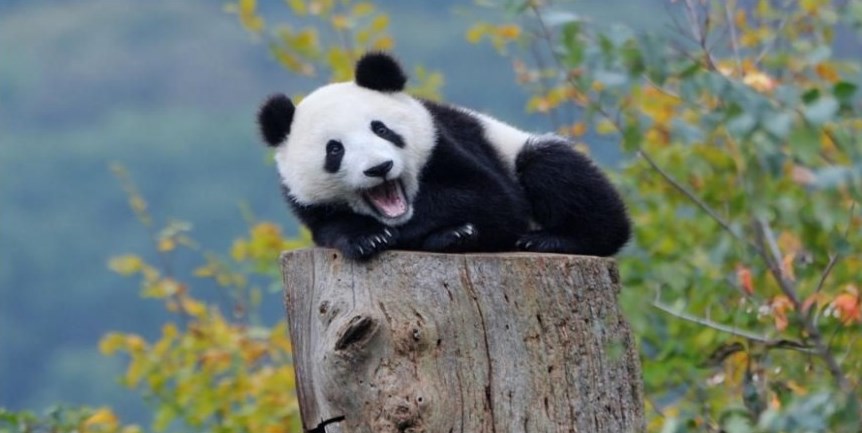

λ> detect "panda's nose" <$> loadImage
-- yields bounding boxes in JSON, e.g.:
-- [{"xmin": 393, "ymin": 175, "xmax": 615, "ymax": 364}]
[{"xmin": 363, "ymin": 160, "xmax": 393, "ymax": 178}]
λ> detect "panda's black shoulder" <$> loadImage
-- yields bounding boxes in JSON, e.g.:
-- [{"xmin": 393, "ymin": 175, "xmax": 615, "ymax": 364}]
[
  {"xmin": 419, "ymin": 99, "xmax": 485, "ymax": 144},
  {"xmin": 418, "ymin": 99, "xmax": 514, "ymax": 180}
]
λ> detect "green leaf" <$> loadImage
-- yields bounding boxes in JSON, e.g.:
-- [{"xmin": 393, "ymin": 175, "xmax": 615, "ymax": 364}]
[
  {"xmin": 802, "ymin": 96, "xmax": 839, "ymax": 124},
  {"xmin": 801, "ymin": 88, "xmax": 821, "ymax": 104},
  {"xmin": 622, "ymin": 119, "xmax": 643, "ymax": 152},
  {"xmin": 762, "ymin": 111, "xmax": 794, "ymax": 138},
  {"xmin": 560, "ymin": 22, "xmax": 584, "ymax": 67},
  {"xmin": 833, "ymin": 81, "xmax": 858, "ymax": 103},
  {"xmin": 726, "ymin": 113, "xmax": 757, "ymax": 137},
  {"xmin": 788, "ymin": 125, "xmax": 822, "ymax": 163}
]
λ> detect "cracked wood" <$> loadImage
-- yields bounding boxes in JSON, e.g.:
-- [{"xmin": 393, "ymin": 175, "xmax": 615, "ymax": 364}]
[{"xmin": 282, "ymin": 248, "xmax": 645, "ymax": 433}]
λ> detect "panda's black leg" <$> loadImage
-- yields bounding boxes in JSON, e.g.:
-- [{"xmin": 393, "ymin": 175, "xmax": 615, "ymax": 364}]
[
  {"xmin": 420, "ymin": 223, "xmax": 479, "ymax": 253},
  {"xmin": 515, "ymin": 138, "xmax": 631, "ymax": 257}
]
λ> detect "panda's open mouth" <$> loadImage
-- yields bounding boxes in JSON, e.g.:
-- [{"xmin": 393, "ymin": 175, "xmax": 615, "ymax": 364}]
[{"xmin": 362, "ymin": 179, "xmax": 408, "ymax": 219}]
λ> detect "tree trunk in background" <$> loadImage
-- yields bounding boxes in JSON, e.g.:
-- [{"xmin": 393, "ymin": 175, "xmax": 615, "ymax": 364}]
[{"xmin": 281, "ymin": 248, "xmax": 644, "ymax": 433}]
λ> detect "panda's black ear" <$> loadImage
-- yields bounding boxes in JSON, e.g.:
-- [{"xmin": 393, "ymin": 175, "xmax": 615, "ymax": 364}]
[
  {"xmin": 355, "ymin": 52, "xmax": 407, "ymax": 92},
  {"xmin": 258, "ymin": 94, "xmax": 295, "ymax": 147}
]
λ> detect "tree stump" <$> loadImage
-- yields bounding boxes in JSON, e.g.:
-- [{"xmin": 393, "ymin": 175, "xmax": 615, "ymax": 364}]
[{"xmin": 281, "ymin": 248, "xmax": 644, "ymax": 433}]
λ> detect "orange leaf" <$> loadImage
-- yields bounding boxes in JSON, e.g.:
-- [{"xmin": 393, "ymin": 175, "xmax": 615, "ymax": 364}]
[
  {"xmin": 815, "ymin": 63, "xmax": 840, "ymax": 82},
  {"xmin": 736, "ymin": 265, "xmax": 755, "ymax": 295},
  {"xmin": 771, "ymin": 295, "xmax": 794, "ymax": 331},
  {"xmin": 832, "ymin": 286, "xmax": 861, "ymax": 325}
]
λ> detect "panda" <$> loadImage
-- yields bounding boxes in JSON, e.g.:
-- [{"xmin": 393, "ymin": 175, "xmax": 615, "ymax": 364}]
[{"xmin": 257, "ymin": 52, "xmax": 631, "ymax": 261}]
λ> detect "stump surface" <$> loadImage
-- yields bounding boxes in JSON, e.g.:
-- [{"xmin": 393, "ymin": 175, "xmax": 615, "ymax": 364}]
[{"xmin": 282, "ymin": 248, "xmax": 644, "ymax": 433}]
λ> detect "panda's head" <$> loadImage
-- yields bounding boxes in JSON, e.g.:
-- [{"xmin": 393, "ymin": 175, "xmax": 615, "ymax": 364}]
[{"xmin": 258, "ymin": 52, "xmax": 435, "ymax": 226}]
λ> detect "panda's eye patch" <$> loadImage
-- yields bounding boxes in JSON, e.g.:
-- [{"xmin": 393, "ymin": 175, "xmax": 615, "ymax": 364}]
[
  {"xmin": 371, "ymin": 120, "xmax": 389, "ymax": 136},
  {"xmin": 370, "ymin": 120, "xmax": 405, "ymax": 148},
  {"xmin": 324, "ymin": 140, "xmax": 344, "ymax": 173},
  {"xmin": 326, "ymin": 140, "xmax": 344, "ymax": 155}
]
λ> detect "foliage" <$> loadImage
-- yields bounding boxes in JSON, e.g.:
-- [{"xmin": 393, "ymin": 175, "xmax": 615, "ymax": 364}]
[
  {"xmin": 98, "ymin": 165, "xmax": 310, "ymax": 433},
  {"xmin": 0, "ymin": 406, "xmax": 138, "ymax": 433},
  {"xmin": 466, "ymin": 0, "xmax": 862, "ymax": 431},
  {"xmin": 226, "ymin": 0, "xmax": 443, "ymax": 99}
]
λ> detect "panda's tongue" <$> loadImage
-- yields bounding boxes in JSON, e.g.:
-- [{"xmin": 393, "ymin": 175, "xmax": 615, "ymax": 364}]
[{"xmin": 365, "ymin": 180, "xmax": 407, "ymax": 218}]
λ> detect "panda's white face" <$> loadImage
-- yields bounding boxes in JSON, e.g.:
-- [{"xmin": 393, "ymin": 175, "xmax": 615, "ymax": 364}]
[{"xmin": 275, "ymin": 82, "xmax": 436, "ymax": 226}]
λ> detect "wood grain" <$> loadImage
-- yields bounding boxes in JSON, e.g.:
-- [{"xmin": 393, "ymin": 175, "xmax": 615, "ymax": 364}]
[{"xmin": 282, "ymin": 248, "xmax": 644, "ymax": 433}]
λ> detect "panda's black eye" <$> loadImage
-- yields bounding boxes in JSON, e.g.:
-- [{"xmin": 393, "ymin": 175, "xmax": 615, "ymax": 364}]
[
  {"xmin": 324, "ymin": 140, "xmax": 344, "ymax": 173},
  {"xmin": 371, "ymin": 120, "xmax": 405, "ymax": 148},
  {"xmin": 370, "ymin": 120, "xmax": 389, "ymax": 136},
  {"xmin": 326, "ymin": 140, "xmax": 343, "ymax": 155}
]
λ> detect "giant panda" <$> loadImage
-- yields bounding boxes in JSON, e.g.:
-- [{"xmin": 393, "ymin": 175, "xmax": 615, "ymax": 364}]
[{"xmin": 257, "ymin": 52, "xmax": 630, "ymax": 261}]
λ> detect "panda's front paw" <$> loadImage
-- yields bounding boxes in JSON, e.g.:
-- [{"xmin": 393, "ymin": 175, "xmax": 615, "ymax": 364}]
[
  {"xmin": 339, "ymin": 227, "xmax": 398, "ymax": 261},
  {"xmin": 516, "ymin": 230, "xmax": 575, "ymax": 254},
  {"xmin": 421, "ymin": 223, "xmax": 479, "ymax": 253}
]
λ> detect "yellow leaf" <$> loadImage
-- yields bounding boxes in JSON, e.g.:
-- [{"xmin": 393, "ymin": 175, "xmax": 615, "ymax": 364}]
[
  {"xmin": 99, "ymin": 333, "xmax": 126, "ymax": 355},
  {"xmin": 466, "ymin": 23, "xmax": 489, "ymax": 44},
  {"xmin": 801, "ymin": 0, "xmax": 820, "ymax": 13},
  {"xmin": 526, "ymin": 95, "xmax": 549, "ymax": 113},
  {"xmin": 287, "ymin": 0, "xmax": 307, "ymax": 15},
  {"xmin": 372, "ymin": 36, "xmax": 394, "ymax": 51},
  {"xmin": 125, "ymin": 335, "xmax": 147, "ymax": 352},
  {"xmin": 108, "ymin": 255, "xmax": 143, "ymax": 276},
  {"xmin": 181, "ymin": 297, "xmax": 207, "ymax": 318},
  {"xmin": 782, "ymin": 252, "xmax": 796, "ymax": 282},
  {"xmin": 743, "ymin": 71, "xmax": 776, "ymax": 92},
  {"xmin": 157, "ymin": 238, "xmax": 175, "ymax": 252},
  {"xmin": 352, "ymin": 2, "xmax": 374, "ymax": 17},
  {"xmin": 143, "ymin": 278, "xmax": 182, "ymax": 298},
  {"xmin": 331, "ymin": 15, "xmax": 350, "ymax": 30},
  {"xmin": 595, "ymin": 119, "xmax": 617, "ymax": 135},
  {"xmin": 369, "ymin": 15, "xmax": 389, "ymax": 33},
  {"xmin": 193, "ymin": 265, "xmax": 214, "ymax": 277},
  {"xmin": 496, "ymin": 24, "xmax": 521, "ymax": 40},
  {"xmin": 84, "ymin": 408, "xmax": 119, "ymax": 431},
  {"xmin": 735, "ymin": 9, "xmax": 746, "ymax": 27}
]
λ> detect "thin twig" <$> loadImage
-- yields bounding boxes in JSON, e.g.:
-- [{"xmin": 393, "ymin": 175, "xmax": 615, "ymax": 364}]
[
  {"xmin": 754, "ymin": 218, "xmax": 853, "ymax": 392},
  {"xmin": 653, "ymin": 300, "xmax": 774, "ymax": 343},
  {"xmin": 723, "ymin": 0, "xmax": 743, "ymax": 74},
  {"xmin": 815, "ymin": 201, "xmax": 856, "ymax": 294},
  {"xmin": 681, "ymin": 0, "xmax": 719, "ymax": 70},
  {"xmin": 639, "ymin": 149, "xmax": 761, "ymax": 253},
  {"xmin": 653, "ymin": 299, "xmax": 811, "ymax": 353}
]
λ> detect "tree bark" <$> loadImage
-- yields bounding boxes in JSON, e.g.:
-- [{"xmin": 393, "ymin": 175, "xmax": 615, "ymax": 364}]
[{"xmin": 282, "ymin": 248, "xmax": 644, "ymax": 433}]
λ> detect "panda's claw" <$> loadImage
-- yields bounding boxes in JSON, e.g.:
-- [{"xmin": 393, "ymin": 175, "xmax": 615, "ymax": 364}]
[
  {"xmin": 343, "ymin": 227, "xmax": 401, "ymax": 260},
  {"xmin": 421, "ymin": 223, "xmax": 479, "ymax": 252}
]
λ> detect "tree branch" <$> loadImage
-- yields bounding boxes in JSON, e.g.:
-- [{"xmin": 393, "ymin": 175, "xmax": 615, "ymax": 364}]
[
  {"xmin": 754, "ymin": 218, "xmax": 853, "ymax": 392},
  {"xmin": 653, "ymin": 298, "xmax": 810, "ymax": 352}
]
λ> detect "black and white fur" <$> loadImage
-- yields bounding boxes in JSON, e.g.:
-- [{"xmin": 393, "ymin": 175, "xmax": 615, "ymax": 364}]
[{"xmin": 258, "ymin": 52, "xmax": 630, "ymax": 260}]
